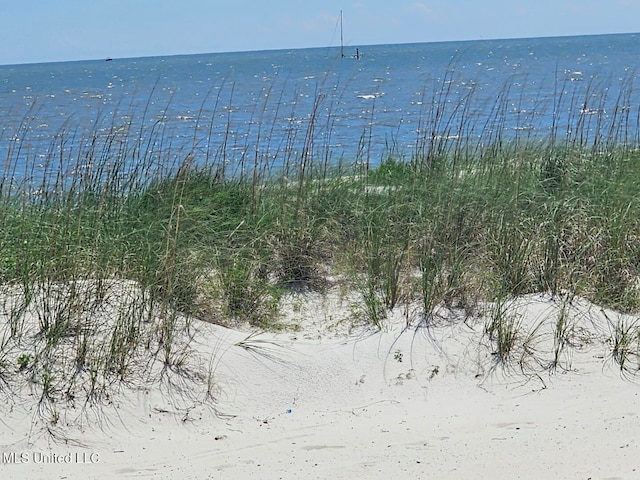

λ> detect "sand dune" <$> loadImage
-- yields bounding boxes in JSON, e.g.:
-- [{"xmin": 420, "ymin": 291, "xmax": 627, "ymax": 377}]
[{"xmin": 2, "ymin": 289, "xmax": 640, "ymax": 479}]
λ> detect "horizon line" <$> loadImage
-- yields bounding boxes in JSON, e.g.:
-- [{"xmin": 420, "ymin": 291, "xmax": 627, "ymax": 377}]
[{"xmin": 1, "ymin": 30, "xmax": 638, "ymax": 68}]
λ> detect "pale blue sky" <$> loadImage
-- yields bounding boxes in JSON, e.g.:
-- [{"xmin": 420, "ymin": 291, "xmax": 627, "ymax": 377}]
[{"xmin": 1, "ymin": 0, "xmax": 639, "ymax": 65}]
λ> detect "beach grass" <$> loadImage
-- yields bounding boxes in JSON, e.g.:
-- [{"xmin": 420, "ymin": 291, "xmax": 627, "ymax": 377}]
[{"xmin": 3, "ymin": 71, "xmax": 640, "ymax": 429}]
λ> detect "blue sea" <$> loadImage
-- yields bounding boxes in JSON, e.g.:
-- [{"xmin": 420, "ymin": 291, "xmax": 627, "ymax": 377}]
[{"xmin": 1, "ymin": 33, "xmax": 640, "ymax": 182}]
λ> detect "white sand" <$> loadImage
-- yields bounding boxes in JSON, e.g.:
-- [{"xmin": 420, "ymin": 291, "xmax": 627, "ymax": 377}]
[{"xmin": 2, "ymin": 290, "xmax": 640, "ymax": 479}]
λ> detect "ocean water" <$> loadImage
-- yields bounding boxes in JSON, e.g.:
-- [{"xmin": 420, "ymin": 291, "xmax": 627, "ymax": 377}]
[{"xmin": 1, "ymin": 33, "xmax": 640, "ymax": 182}]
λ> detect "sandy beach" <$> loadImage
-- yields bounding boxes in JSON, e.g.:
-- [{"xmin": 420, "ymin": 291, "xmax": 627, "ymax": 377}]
[
  {"xmin": 4, "ymin": 24, "xmax": 640, "ymax": 480},
  {"xmin": 2, "ymin": 287, "xmax": 640, "ymax": 480}
]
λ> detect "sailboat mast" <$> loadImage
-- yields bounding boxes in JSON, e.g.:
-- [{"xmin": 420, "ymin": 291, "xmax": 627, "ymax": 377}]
[{"xmin": 340, "ymin": 10, "xmax": 344, "ymax": 58}]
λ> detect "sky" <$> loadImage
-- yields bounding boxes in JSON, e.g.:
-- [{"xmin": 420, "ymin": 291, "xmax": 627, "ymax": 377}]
[{"xmin": 1, "ymin": 0, "xmax": 639, "ymax": 65}]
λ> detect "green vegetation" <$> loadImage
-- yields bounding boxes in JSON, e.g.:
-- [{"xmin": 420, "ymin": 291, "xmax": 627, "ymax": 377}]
[{"xmin": 3, "ymin": 74, "xmax": 640, "ymax": 432}]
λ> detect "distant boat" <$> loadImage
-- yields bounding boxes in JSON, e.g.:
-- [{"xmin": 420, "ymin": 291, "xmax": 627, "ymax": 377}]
[{"xmin": 105, "ymin": 58, "xmax": 113, "ymax": 62}]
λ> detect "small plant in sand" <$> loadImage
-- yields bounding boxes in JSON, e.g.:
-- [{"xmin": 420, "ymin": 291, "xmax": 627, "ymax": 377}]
[
  {"xmin": 17, "ymin": 353, "xmax": 32, "ymax": 372},
  {"xmin": 610, "ymin": 318, "xmax": 640, "ymax": 373},
  {"xmin": 393, "ymin": 349, "xmax": 404, "ymax": 363},
  {"xmin": 485, "ymin": 296, "xmax": 522, "ymax": 364},
  {"xmin": 550, "ymin": 294, "xmax": 575, "ymax": 372},
  {"xmin": 359, "ymin": 281, "xmax": 387, "ymax": 330}
]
